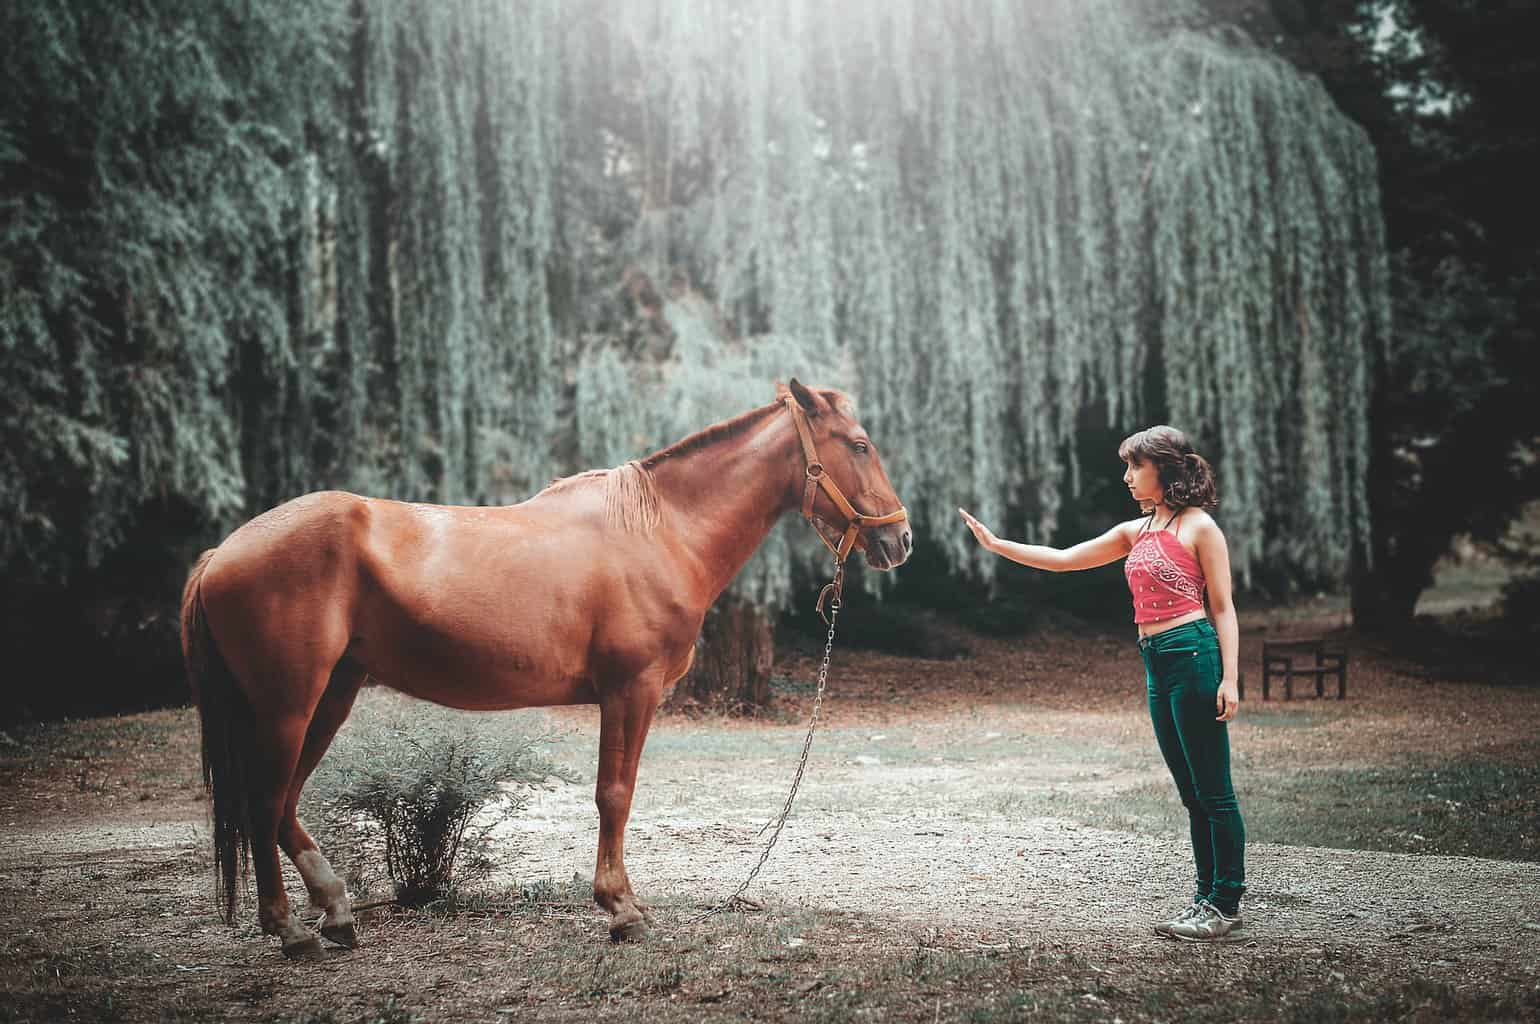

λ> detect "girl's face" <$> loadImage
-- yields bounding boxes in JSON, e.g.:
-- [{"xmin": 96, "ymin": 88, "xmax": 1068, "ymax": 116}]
[{"xmin": 1123, "ymin": 458, "xmax": 1163, "ymax": 507}]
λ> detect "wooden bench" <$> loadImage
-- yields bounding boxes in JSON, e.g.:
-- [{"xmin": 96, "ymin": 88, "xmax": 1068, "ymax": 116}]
[{"xmin": 1261, "ymin": 638, "xmax": 1347, "ymax": 700}]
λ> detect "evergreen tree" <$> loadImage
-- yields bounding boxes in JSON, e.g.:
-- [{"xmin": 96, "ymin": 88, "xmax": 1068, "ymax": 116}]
[{"xmin": 0, "ymin": 0, "xmax": 347, "ymax": 578}]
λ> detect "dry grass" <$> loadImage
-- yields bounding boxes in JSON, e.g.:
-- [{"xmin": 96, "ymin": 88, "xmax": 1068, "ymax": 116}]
[{"xmin": 3, "ymin": 883, "xmax": 1536, "ymax": 1023}]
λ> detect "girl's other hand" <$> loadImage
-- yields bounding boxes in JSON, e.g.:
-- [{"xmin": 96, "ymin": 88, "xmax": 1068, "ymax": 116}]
[
  {"xmin": 958, "ymin": 508, "xmax": 998, "ymax": 552},
  {"xmin": 1216, "ymin": 679, "xmax": 1240, "ymax": 722}
]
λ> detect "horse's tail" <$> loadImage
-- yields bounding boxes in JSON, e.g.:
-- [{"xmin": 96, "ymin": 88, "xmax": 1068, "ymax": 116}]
[{"xmin": 181, "ymin": 549, "xmax": 251, "ymax": 925}]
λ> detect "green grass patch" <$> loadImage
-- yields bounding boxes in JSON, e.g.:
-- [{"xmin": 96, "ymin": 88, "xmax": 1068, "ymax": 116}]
[
  {"xmin": 1, "ymin": 712, "xmax": 180, "ymax": 763},
  {"xmin": 1246, "ymin": 760, "xmax": 1540, "ymax": 861},
  {"xmin": 1019, "ymin": 757, "xmax": 1540, "ymax": 861}
]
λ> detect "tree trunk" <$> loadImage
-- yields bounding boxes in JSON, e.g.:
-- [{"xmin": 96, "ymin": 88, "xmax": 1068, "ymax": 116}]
[
  {"xmin": 1350, "ymin": 564, "xmax": 1425, "ymax": 634},
  {"xmin": 1351, "ymin": 357, "xmax": 1407, "ymax": 633},
  {"xmin": 666, "ymin": 599, "xmax": 775, "ymax": 714}
]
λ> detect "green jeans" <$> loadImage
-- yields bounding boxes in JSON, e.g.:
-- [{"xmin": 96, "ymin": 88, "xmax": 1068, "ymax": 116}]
[{"xmin": 1139, "ymin": 619, "xmax": 1246, "ymax": 915}]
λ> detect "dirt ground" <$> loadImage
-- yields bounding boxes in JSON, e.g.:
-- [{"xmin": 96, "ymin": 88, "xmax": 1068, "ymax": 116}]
[{"xmin": 2, "ymin": 607, "xmax": 1538, "ymax": 1022}]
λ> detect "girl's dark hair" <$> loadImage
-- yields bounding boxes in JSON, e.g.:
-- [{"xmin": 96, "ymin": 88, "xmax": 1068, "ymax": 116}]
[{"xmin": 1118, "ymin": 425, "xmax": 1218, "ymax": 512}]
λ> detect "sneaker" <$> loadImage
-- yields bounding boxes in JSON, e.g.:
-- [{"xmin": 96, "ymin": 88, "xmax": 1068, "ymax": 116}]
[
  {"xmin": 1168, "ymin": 900, "xmax": 1243, "ymax": 942},
  {"xmin": 1153, "ymin": 902, "xmax": 1203, "ymax": 936}
]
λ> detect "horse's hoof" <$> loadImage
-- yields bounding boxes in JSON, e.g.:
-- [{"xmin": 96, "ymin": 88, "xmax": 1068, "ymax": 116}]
[
  {"xmin": 609, "ymin": 915, "xmax": 649, "ymax": 943},
  {"xmin": 282, "ymin": 934, "xmax": 325, "ymax": 962},
  {"xmin": 321, "ymin": 921, "xmax": 359, "ymax": 949}
]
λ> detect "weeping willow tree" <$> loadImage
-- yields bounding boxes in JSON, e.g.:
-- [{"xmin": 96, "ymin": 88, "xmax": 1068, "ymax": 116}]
[
  {"xmin": 563, "ymin": 0, "xmax": 1387, "ymax": 599},
  {"xmin": 1, "ymin": 0, "xmax": 1385, "ymax": 712},
  {"xmin": 327, "ymin": 0, "xmax": 562, "ymax": 505}
]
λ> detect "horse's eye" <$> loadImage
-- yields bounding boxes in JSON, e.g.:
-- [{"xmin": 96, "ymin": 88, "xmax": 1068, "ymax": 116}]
[{"xmin": 853, "ymin": 441, "xmax": 869, "ymax": 454}]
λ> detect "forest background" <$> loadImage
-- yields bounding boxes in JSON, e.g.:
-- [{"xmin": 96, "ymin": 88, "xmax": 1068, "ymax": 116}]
[{"xmin": 1, "ymin": 0, "xmax": 1536, "ymax": 723}]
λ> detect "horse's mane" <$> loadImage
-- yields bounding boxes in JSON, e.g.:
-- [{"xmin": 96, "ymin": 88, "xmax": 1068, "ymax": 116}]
[
  {"xmin": 541, "ymin": 463, "xmax": 660, "ymax": 534},
  {"xmin": 605, "ymin": 462, "xmax": 660, "ymax": 533},
  {"xmin": 639, "ymin": 400, "xmax": 783, "ymax": 468},
  {"xmin": 540, "ymin": 390, "xmax": 849, "ymax": 535}
]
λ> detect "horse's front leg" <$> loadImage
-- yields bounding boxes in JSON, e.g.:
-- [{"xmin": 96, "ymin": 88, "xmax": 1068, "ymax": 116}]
[{"xmin": 593, "ymin": 687, "xmax": 659, "ymax": 942}]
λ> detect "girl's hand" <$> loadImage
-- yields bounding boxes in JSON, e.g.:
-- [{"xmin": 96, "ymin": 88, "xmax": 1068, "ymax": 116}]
[
  {"xmin": 958, "ymin": 508, "xmax": 998, "ymax": 552},
  {"xmin": 1216, "ymin": 679, "xmax": 1240, "ymax": 722}
]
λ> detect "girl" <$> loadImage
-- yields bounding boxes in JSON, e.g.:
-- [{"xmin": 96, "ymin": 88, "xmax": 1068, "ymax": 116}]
[{"xmin": 958, "ymin": 425, "xmax": 1245, "ymax": 941}]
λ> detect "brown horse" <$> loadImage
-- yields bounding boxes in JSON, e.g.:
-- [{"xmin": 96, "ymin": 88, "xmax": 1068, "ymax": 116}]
[{"xmin": 180, "ymin": 379, "xmax": 910, "ymax": 959}]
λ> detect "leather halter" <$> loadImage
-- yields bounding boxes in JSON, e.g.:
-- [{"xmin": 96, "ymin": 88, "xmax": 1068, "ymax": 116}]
[{"xmin": 783, "ymin": 395, "xmax": 908, "ymax": 564}]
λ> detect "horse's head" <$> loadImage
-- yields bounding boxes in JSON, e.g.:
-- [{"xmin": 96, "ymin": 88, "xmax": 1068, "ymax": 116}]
[{"xmin": 779, "ymin": 378, "xmax": 912, "ymax": 571}]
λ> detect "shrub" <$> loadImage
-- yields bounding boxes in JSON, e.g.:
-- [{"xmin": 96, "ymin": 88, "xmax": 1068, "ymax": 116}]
[{"xmin": 302, "ymin": 694, "xmax": 579, "ymax": 907}]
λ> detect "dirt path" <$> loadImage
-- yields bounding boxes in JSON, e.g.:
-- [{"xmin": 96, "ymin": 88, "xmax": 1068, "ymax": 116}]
[
  {"xmin": 491, "ymin": 713, "xmax": 1540, "ymax": 964},
  {"xmin": 6, "ymin": 707, "xmax": 1537, "ymax": 968}
]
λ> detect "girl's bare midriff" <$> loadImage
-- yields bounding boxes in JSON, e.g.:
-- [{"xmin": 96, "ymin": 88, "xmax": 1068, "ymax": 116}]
[{"xmin": 1137, "ymin": 607, "xmax": 1208, "ymax": 639}]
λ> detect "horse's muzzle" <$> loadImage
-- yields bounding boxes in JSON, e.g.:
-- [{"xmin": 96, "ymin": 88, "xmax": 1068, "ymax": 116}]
[{"xmin": 865, "ymin": 525, "xmax": 912, "ymax": 571}]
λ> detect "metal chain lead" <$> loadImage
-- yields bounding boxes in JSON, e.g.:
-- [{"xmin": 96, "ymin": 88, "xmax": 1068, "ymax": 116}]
[{"xmin": 685, "ymin": 563, "xmax": 843, "ymax": 925}]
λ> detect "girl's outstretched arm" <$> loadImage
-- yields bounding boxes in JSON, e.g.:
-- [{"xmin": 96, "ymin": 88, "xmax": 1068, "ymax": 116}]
[{"xmin": 959, "ymin": 508, "xmax": 1134, "ymax": 572}]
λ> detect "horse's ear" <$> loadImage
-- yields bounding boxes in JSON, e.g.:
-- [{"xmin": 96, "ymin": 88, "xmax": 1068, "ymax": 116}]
[{"xmin": 788, "ymin": 377, "xmax": 820, "ymax": 416}]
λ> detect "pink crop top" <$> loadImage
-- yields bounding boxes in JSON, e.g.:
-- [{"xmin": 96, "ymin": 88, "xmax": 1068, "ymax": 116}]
[{"xmin": 1124, "ymin": 512, "xmax": 1206, "ymax": 625}]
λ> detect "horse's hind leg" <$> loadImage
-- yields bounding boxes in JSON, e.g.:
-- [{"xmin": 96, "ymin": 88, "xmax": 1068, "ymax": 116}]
[
  {"xmin": 218, "ymin": 642, "xmax": 341, "ymax": 960},
  {"xmin": 244, "ymin": 696, "xmax": 328, "ymax": 960},
  {"xmin": 279, "ymin": 662, "xmax": 367, "ymax": 950}
]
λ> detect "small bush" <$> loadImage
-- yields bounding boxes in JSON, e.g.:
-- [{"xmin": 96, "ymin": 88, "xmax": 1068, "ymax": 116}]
[{"xmin": 303, "ymin": 696, "xmax": 578, "ymax": 907}]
